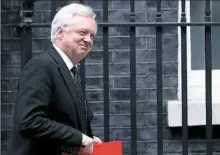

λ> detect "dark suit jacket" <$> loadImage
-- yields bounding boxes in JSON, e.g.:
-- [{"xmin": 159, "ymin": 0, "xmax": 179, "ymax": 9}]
[{"xmin": 7, "ymin": 46, "xmax": 94, "ymax": 155}]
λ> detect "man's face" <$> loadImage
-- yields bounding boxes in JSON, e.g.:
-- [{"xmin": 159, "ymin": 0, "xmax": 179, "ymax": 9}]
[{"xmin": 57, "ymin": 15, "xmax": 97, "ymax": 63}]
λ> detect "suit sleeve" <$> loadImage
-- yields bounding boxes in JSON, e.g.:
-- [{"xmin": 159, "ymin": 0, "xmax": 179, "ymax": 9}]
[{"xmin": 14, "ymin": 58, "xmax": 82, "ymax": 146}]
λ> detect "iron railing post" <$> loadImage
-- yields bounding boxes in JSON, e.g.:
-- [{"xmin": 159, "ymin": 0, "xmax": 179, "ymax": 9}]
[
  {"xmin": 205, "ymin": 0, "xmax": 212, "ymax": 154},
  {"xmin": 130, "ymin": 0, "xmax": 137, "ymax": 155},
  {"xmin": 17, "ymin": 0, "xmax": 35, "ymax": 69}
]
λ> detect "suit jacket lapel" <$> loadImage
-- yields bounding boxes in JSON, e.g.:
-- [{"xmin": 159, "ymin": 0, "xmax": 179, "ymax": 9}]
[{"xmin": 48, "ymin": 46, "xmax": 83, "ymax": 122}]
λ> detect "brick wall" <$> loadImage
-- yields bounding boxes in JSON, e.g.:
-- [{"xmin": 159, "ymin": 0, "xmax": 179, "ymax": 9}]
[
  {"xmin": 2, "ymin": 0, "xmax": 21, "ymax": 154},
  {"xmin": 2, "ymin": 0, "xmax": 220, "ymax": 155}
]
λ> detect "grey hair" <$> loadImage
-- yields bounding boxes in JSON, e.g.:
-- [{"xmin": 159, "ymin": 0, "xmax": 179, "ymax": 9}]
[{"xmin": 50, "ymin": 3, "xmax": 97, "ymax": 43}]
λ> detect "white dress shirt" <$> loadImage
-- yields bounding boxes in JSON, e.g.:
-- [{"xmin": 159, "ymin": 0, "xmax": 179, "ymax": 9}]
[{"xmin": 53, "ymin": 44, "xmax": 76, "ymax": 71}]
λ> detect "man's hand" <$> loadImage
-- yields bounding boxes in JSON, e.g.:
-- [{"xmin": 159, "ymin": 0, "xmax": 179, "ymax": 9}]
[
  {"xmin": 93, "ymin": 136, "xmax": 102, "ymax": 144},
  {"xmin": 80, "ymin": 134, "xmax": 94, "ymax": 154}
]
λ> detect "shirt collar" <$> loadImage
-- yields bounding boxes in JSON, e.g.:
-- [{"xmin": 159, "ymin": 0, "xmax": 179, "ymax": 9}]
[{"xmin": 53, "ymin": 44, "xmax": 75, "ymax": 71}]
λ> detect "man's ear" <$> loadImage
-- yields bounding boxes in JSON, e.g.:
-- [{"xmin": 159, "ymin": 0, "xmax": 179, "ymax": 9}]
[{"xmin": 56, "ymin": 27, "xmax": 64, "ymax": 40}]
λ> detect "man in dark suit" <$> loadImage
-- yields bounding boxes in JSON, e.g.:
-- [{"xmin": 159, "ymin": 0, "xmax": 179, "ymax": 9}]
[{"xmin": 7, "ymin": 2, "xmax": 102, "ymax": 155}]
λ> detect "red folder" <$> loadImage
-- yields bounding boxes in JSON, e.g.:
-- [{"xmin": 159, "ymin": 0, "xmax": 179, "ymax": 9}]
[{"xmin": 78, "ymin": 141, "xmax": 123, "ymax": 155}]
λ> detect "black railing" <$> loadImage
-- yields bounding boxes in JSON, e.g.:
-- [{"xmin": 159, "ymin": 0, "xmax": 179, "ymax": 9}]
[
  {"xmin": 5, "ymin": 0, "xmax": 219, "ymax": 154},
  {"xmin": 7, "ymin": 22, "xmax": 220, "ymax": 28},
  {"xmin": 180, "ymin": 1, "xmax": 188, "ymax": 155},
  {"xmin": 17, "ymin": 0, "xmax": 35, "ymax": 68},
  {"xmin": 129, "ymin": 0, "xmax": 137, "ymax": 155},
  {"xmin": 205, "ymin": 1, "xmax": 212, "ymax": 155},
  {"xmin": 156, "ymin": 0, "xmax": 163, "ymax": 155},
  {"xmin": 102, "ymin": 0, "xmax": 110, "ymax": 143}
]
